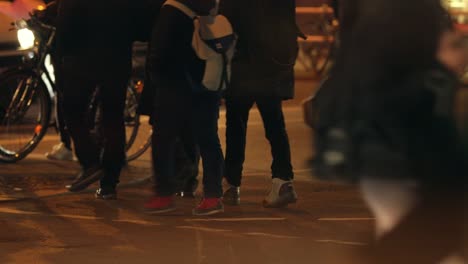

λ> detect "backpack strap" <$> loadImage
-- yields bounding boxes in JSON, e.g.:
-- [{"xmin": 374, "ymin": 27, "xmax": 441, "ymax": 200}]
[
  {"xmin": 163, "ymin": 0, "xmax": 197, "ymax": 19},
  {"xmin": 218, "ymin": 53, "xmax": 230, "ymax": 91}
]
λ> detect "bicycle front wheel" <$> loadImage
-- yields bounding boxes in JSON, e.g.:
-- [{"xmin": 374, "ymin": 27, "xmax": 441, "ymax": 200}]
[{"xmin": 0, "ymin": 70, "xmax": 51, "ymax": 163}]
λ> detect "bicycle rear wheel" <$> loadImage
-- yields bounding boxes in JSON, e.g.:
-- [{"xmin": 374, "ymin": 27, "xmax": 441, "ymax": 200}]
[
  {"xmin": 124, "ymin": 81, "xmax": 152, "ymax": 162},
  {"xmin": 0, "ymin": 70, "xmax": 51, "ymax": 163}
]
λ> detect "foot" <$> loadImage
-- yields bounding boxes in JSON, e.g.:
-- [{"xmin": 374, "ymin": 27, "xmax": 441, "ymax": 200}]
[
  {"xmin": 66, "ymin": 166, "xmax": 105, "ymax": 192},
  {"xmin": 263, "ymin": 178, "xmax": 297, "ymax": 208},
  {"xmin": 144, "ymin": 196, "xmax": 176, "ymax": 214},
  {"xmin": 223, "ymin": 186, "xmax": 240, "ymax": 206},
  {"xmin": 192, "ymin": 198, "xmax": 224, "ymax": 216},
  {"xmin": 95, "ymin": 187, "xmax": 117, "ymax": 200},
  {"xmin": 45, "ymin": 143, "xmax": 74, "ymax": 161}
]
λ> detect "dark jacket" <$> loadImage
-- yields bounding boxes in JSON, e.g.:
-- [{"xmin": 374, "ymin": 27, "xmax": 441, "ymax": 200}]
[
  {"xmin": 55, "ymin": 0, "xmax": 146, "ymax": 71},
  {"xmin": 133, "ymin": 0, "xmax": 165, "ymax": 42},
  {"xmin": 312, "ymin": 0, "xmax": 462, "ymax": 184},
  {"xmin": 138, "ymin": 2, "xmax": 206, "ymax": 116},
  {"xmin": 220, "ymin": 0, "xmax": 297, "ymax": 100},
  {"xmin": 356, "ymin": 66, "xmax": 466, "ymax": 188}
]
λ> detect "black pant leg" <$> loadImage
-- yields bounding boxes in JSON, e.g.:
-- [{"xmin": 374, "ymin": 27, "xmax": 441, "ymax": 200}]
[
  {"xmin": 51, "ymin": 52, "xmax": 72, "ymax": 150},
  {"xmin": 151, "ymin": 89, "xmax": 191, "ymax": 196},
  {"xmin": 62, "ymin": 61, "xmax": 100, "ymax": 169},
  {"xmin": 256, "ymin": 98, "xmax": 294, "ymax": 181},
  {"xmin": 224, "ymin": 97, "xmax": 255, "ymax": 187},
  {"xmin": 193, "ymin": 92, "xmax": 224, "ymax": 198},
  {"xmin": 98, "ymin": 72, "xmax": 129, "ymax": 187},
  {"xmin": 56, "ymin": 90, "xmax": 73, "ymax": 150},
  {"xmin": 176, "ymin": 127, "xmax": 199, "ymax": 189}
]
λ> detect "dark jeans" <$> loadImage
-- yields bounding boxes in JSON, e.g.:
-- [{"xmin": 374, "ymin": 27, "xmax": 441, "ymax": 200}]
[
  {"xmin": 62, "ymin": 59, "xmax": 129, "ymax": 188},
  {"xmin": 152, "ymin": 89, "xmax": 223, "ymax": 198},
  {"xmin": 50, "ymin": 52, "xmax": 72, "ymax": 150},
  {"xmin": 225, "ymin": 97, "xmax": 294, "ymax": 187},
  {"xmin": 174, "ymin": 138, "xmax": 200, "ymax": 191},
  {"xmin": 55, "ymin": 86, "xmax": 72, "ymax": 150}
]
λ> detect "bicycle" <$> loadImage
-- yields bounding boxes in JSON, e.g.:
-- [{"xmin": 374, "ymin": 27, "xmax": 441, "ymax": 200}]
[{"xmin": 0, "ymin": 11, "xmax": 151, "ymax": 163}]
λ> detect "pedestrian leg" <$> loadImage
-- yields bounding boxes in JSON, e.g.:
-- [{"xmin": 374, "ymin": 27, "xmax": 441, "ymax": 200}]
[{"xmin": 224, "ymin": 97, "xmax": 254, "ymax": 187}]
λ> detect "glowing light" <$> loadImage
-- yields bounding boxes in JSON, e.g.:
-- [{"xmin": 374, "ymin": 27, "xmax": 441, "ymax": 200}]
[
  {"xmin": 34, "ymin": 125, "xmax": 42, "ymax": 135},
  {"xmin": 17, "ymin": 28, "xmax": 35, "ymax": 49}
]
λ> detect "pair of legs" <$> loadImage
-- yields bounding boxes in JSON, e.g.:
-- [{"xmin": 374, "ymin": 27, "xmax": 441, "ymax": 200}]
[
  {"xmin": 151, "ymin": 89, "xmax": 223, "ymax": 198},
  {"xmin": 224, "ymin": 96, "xmax": 296, "ymax": 207},
  {"xmin": 62, "ymin": 59, "xmax": 129, "ymax": 190},
  {"xmin": 225, "ymin": 97, "xmax": 294, "ymax": 186}
]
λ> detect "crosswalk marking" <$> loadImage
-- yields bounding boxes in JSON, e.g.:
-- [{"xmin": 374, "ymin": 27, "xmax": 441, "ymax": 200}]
[
  {"xmin": 315, "ymin": 240, "xmax": 367, "ymax": 246},
  {"xmin": 318, "ymin": 218, "xmax": 375, "ymax": 221},
  {"xmin": 186, "ymin": 217, "xmax": 287, "ymax": 222}
]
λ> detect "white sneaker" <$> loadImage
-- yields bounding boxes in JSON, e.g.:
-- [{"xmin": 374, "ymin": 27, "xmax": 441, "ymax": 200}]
[
  {"xmin": 263, "ymin": 178, "xmax": 298, "ymax": 208},
  {"xmin": 45, "ymin": 143, "xmax": 74, "ymax": 161}
]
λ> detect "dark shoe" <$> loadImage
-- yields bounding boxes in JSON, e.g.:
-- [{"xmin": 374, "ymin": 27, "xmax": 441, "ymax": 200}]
[
  {"xmin": 192, "ymin": 198, "xmax": 224, "ymax": 216},
  {"xmin": 223, "ymin": 186, "xmax": 240, "ymax": 206},
  {"xmin": 67, "ymin": 166, "xmax": 105, "ymax": 192},
  {"xmin": 144, "ymin": 196, "xmax": 177, "ymax": 214},
  {"xmin": 263, "ymin": 178, "xmax": 298, "ymax": 208},
  {"xmin": 95, "ymin": 187, "xmax": 117, "ymax": 200}
]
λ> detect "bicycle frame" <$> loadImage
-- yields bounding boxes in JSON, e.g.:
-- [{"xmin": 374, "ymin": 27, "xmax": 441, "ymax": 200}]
[{"xmin": 0, "ymin": 14, "xmax": 57, "ymax": 133}]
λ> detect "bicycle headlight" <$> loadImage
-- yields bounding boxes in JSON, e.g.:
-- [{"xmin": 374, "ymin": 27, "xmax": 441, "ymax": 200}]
[{"xmin": 17, "ymin": 28, "xmax": 35, "ymax": 50}]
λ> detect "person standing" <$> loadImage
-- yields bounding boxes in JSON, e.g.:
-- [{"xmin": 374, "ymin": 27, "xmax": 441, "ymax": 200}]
[
  {"xmin": 220, "ymin": 0, "xmax": 299, "ymax": 208},
  {"xmin": 136, "ymin": 0, "xmax": 200, "ymax": 199},
  {"xmin": 57, "ymin": 0, "xmax": 146, "ymax": 198},
  {"xmin": 143, "ymin": 0, "xmax": 234, "ymax": 215}
]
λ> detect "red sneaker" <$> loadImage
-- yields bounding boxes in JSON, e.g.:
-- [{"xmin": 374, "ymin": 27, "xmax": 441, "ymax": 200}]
[
  {"xmin": 192, "ymin": 198, "xmax": 224, "ymax": 216},
  {"xmin": 144, "ymin": 196, "xmax": 176, "ymax": 214}
]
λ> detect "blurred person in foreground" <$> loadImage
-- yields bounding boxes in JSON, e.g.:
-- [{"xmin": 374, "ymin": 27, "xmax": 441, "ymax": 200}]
[{"xmin": 312, "ymin": 0, "xmax": 467, "ymax": 263}]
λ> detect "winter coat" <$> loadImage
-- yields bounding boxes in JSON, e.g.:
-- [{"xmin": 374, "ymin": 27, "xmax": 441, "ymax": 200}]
[
  {"xmin": 138, "ymin": 2, "xmax": 206, "ymax": 116},
  {"xmin": 220, "ymin": 0, "xmax": 296, "ymax": 100},
  {"xmin": 55, "ymin": 0, "xmax": 147, "ymax": 71},
  {"xmin": 354, "ymin": 66, "xmax": 466, "ymax": 189}
]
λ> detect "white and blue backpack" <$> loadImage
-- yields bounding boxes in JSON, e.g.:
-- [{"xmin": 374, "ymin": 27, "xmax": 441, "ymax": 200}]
[{"xmin": 163, "ymin": 0, "xmax": 236, "ymax": 92}]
